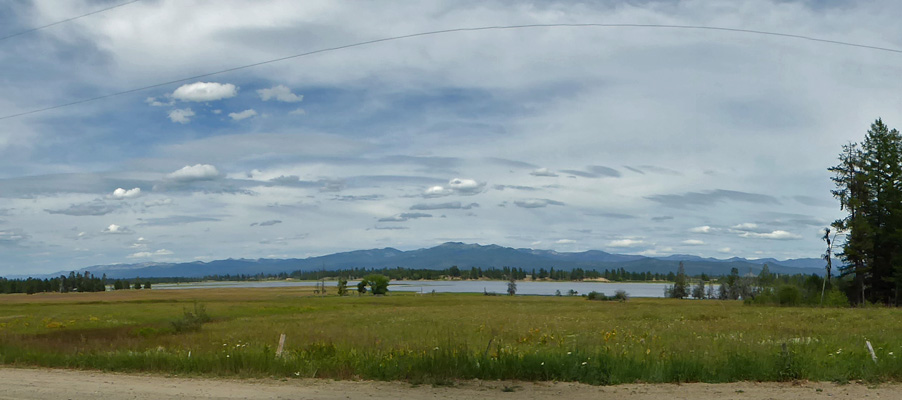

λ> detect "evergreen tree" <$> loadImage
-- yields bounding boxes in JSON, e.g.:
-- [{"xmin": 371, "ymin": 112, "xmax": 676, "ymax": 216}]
[
  {"xmin": 669, "ymin": 262, "xmax": 689, "ymax": 299},
  {"xmin": 830, "ymin": 119, "xmax": 902, "ymax": 304}
]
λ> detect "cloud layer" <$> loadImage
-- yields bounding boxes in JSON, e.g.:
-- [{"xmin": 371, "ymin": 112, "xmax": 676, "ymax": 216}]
[{"xmin": 0, "ymin": 0, "xmax": 878, "ymax": 274}]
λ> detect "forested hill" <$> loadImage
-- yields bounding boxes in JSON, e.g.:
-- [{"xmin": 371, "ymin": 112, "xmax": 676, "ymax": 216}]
[{"xmin": 20, "ymin": 242, "xmax": 829, "ymax": 280}]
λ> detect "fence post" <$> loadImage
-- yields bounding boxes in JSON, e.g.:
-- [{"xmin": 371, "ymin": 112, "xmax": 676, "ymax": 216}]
[{"xmin": 276, "ymin": 333, "xmax": 286, "ymax": 358}]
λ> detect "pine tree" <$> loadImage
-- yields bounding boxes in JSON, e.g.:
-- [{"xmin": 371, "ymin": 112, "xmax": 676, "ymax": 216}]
[
  {"xmin": 831, "ymin": 119, "xmax": 902, "ymax": 305},
  {"xmin": 669, "ymin": 262, "xmax": 689, "ymax": 299}
]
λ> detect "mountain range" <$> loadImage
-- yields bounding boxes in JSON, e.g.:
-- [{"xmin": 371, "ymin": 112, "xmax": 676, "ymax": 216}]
[{"xmin": 13, "ymin": 242, "xmax": 833, "ymax": 280}]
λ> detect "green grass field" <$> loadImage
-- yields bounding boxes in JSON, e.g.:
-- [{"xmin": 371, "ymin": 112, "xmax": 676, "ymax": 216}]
[{"xmin": 0, "ymin": 287, "xmax": 900, "ymax": 384}]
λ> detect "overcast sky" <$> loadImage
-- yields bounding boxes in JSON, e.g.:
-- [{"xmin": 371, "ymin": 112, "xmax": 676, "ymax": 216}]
[{"xmin": 2, "ymin": 0, "xmax": 900, "ymax": 275}]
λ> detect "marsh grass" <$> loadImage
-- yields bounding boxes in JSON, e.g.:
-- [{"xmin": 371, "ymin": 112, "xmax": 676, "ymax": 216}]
[{"xmin": 0, "ymin": 288, "xmax": 900, "ymax": 384}]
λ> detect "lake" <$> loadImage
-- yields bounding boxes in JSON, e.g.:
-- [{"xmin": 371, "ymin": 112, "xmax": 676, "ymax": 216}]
[{"xmin": 154, "ymin": 279, "xmax": 680, "ymax": 298}]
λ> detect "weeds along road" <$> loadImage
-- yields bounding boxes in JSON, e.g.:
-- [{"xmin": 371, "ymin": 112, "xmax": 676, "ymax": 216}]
[{"xmin": 0, "ymin": 367, "xmax": 899, "ymax": 400}]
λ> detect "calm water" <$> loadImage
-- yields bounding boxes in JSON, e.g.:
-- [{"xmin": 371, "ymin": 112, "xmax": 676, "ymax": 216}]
[{"xmin": 154, "ymin": 279, "xmax": 675, "ymax": 298}]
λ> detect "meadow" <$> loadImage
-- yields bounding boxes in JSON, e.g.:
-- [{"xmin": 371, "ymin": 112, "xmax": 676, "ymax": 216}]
[{"xmin": 0, "ymin": 287, "xmax": 900, "ymax": 385}]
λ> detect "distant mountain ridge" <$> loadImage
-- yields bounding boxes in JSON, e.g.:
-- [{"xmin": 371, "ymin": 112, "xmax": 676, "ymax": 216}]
[{"xmin": 14, "ymin": 242, "xmax": 832, "ymax": 279}]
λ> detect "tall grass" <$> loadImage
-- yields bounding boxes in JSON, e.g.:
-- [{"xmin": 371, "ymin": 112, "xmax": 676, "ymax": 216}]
[{"xmin": 0, "ymin": 288, "xmax": 900, "ymax": 384}]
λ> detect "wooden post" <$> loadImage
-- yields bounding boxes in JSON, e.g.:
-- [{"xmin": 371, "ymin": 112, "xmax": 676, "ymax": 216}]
[{"xmin": 276, "ymin": 333, "xmax": 286, "ymax": 358}]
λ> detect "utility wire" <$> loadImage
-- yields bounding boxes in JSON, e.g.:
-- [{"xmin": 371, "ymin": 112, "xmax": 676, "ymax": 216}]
[
  {"xmin": 0, "ymin": 0, "xmax": 140, "ymax": 42},
  {"xmin": 2, "ymin": 22, "xmax": 901, "ymax": 121}
]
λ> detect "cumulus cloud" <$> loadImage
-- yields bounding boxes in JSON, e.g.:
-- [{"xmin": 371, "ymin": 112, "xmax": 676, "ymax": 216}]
[
  {"xmin": 448, "ymin": 178, "xmax": 485, "ymax": 195},
  {"xmin": 513, "ymin": 199, "xmax": 565, "ymax": 208},
  {"xmin": 172, "ymin": 82, "xmax": 237, "ymax": 102},
  {"xmin": 168, "ymin": 108, "xmax": 195, "ymax": 124},
  {"xmin": 609, "ymin": 239, "xmax": 645, "ymax": 248},
  {"xmin": 128, "ymin": 249, "xmax": 174, "ymax": 258},
  {"xmin": 289, "ymin": 108, "xmax": 306, "ymax": 115},
  {"xmin": 229, "ymin": 109, "xmax": 258, "ymax": 121},
  {"xmin": 424, "ymin": 185, "xmax": 454, "ymax": 197},
  {"xmin": 257, "ymin": 85, "xmax": 303, "ymax": 102},
  {"xmin": 102, "ymin": 224, "xmax": 133, "ymax": 234},
  {"xmin": 110, "ymin": 187, "xmax": 141, "ymax": 199},
  {"xmin": 530, "ymin": 168, "xmax": 558, "ymax": 177},
  {"xmin": 166, "ymin": 164, "xmax": 221, "ymax": 182},
  {"xmin": 739, "ymin": 230, "xmax": 802, "ymax": 240},
  {"xmin": 251, "ymin": 220, "xmax": 282, "ymax": 227},
  {"xmin": 681, "ymin": 239, "xmax": 705, "ymax": 245}
]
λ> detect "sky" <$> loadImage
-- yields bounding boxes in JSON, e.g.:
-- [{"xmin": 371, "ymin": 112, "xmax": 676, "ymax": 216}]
[{"xmin": 2, "ymin": 0, "xmax": 901, "ymax": 276}]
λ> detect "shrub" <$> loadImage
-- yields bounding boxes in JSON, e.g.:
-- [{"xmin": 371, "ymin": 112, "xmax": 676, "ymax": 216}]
[
  {"xmin": 823, "ymin": 288, "xmax": 849, "ymax": 307},
  {"xmin": 776, "ymin": 285, "xmax": 801, "ymax": 306},
  {"xmin": 587, "ymin": 291, "xmax": 606, "ymax": 301},
  {"xmin": 587, "ymin": 290, "xmax": 628, "ymax": 302},
  {"xmin": 365, "ymin": 274, "xmax": 390, "ymax": 295},
  {"xmin": 170, "ymin": 302, "xmax": 211, "ymax": 333}
]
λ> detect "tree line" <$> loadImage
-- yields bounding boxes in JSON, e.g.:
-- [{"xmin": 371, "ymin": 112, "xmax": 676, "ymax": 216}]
[
  {"xmin": 0, "ymin": 271, "xmax": 106, "ymax": 294},
  {"xmin": 665, "ymin": 262, "xmax": 848, "ymax": 306}
]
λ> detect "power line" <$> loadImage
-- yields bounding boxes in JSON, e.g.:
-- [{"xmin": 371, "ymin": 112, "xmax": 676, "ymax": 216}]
[
  {"xmin": 0, "ymin": 0, "xmax": 140, "ymax": 42},
  {"xmin": 3, "ymin": 22, "xmax": 901, "ymax": 121}
]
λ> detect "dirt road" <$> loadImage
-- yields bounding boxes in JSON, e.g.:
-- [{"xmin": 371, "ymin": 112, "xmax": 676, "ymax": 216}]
[{"xmin": 0, "ymin": 367, "xmax": 898, "ymax": 399}]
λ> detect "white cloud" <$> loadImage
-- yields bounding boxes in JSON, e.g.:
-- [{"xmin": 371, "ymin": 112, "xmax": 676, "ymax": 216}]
[
  {"xmin": 257, "ymin": 85, "xmax": 303, "ymax": 102},
  {"xmin": 436, "ymin": 178, "xmax": 485, "ymax": 196},
  {"xmin": 731, "ymin": 222, "xmax": 759, "ymax": 231},
  {"xmin": 110, "ymin": 187, "xmax": 142, "ymax": 199},
  {"xmin": 681, "ymin": 239, "xmax": 705, "ymax": 245},
  {"xmin": 102, "ymin": 224, "xmax": 132, "ymax": 234},
  {"xmin": 609, "ymin": 239, "xmax": 645, "ymax": 248},
  {"xmin": 145, "ymin": 96, "xmax": 173, "ymax": 107},
  {"xmin": 530, "ymin": 168, "xmax": 558, "ymax": 177},
  {"xmin": 289, "ymin": 108, "xmax": 306, "ymax": 115},
  {"xmin": 740, "ymin": 230, "xmax": 802, "ymax": 240},
  {"xmin": 424, "ymin": 185, "xmax": 453, "ymax": 197},
  {"xmin": 556, "ymin": 239, "xmax": 576, "ymax": 244},
  {"xmin": 718, "ymin": 247, "xmax": 733, "ymax": 254},
  {"xmin": 689, "ymin": 226, "xmax": 715, "ymax": 233},
  {"xmin": 229, "ymin": 109, "xmax": 258, "ymax": 121},
  {"xmin": 171, "ymin": 82, "xmax": 237, "ymax": 102},
  {"xmin": 166, "ymin": 164, "xmax": 221, "ymax": 181},
  {"xmin": 168, "ymin": 108, "xmax": 195, "ymax": 124},
  {"xmin": 128, "ymin": 249, "xmax": 174, "ymax": 258}
]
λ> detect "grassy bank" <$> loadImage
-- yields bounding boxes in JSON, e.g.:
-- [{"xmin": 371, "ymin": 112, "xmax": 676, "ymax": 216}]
[{"xmin": 0, "ymin": 288, "xmax": 900, "ymax": 384}]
